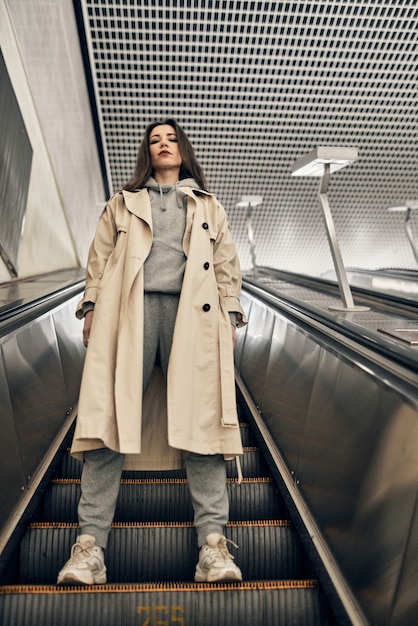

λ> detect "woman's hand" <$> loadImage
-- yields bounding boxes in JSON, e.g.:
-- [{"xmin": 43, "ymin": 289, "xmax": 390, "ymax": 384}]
[
  {"xmin": 83, "ymin": 310, "xmax": 94, "ymax": 347},
  {"xmin": 231, "ymin": 323, "xmax": 236, "ymax": 349}
]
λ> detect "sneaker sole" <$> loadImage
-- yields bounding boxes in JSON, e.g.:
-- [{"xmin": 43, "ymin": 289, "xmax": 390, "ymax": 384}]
[
  {"xmin": 195, "ymin": 569, "xmax": 243, "ymax": 583},
  {"xmin": 57, "ymin": 572, "xmax": 107, "ymax": 586}
]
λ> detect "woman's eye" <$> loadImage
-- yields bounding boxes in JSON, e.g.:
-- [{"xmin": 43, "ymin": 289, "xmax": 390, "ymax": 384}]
[{"xmin": 150, "ymin": 137, "xmax": 177, "ymax": 145}]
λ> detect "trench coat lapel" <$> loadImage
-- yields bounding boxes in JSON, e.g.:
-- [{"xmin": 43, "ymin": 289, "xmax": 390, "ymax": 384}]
[
  {"xmin": 122, "ymin": 189, "xmax": 153, "ymax": 228},
  {"xmin": 119, "ymin": 189, "xmax": 153, "ymax": 314},
  {"xmin": 181, "ymin": 188, "xmax": 216, "ymax": 256}
]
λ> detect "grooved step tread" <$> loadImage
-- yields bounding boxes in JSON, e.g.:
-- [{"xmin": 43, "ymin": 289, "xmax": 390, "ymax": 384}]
[
  {"xmin": 59, "ymin": 446, "xmax": 270, "ymax": 479},
  {"xmin": 42, "ymin": 476, "xmax": 285, "ymax": 522},
  {"xmin": 20, "ymin": 521, "xmax": 303, "ymax": 584},
  {"xmin": 0, "ymin": 579, "xmax": 332, "ymax": 626}
]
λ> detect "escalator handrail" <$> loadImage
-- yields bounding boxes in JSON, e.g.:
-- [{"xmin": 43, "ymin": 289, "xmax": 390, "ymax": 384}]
[
  {"xmin": 255, "ymin": 266, "xmax": 418, "ymax": 310},
  {"xmin": 0, "ymin": 279, "xmax": 85, "ymax": 337},
  {"xmin": 242, "ymin": 279, "xmax": 418, "ymax": 387}
]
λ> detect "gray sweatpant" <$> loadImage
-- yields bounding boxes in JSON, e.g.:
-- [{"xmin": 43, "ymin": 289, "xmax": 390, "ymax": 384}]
[{"xmin": 78, "ymin": 293, "xmax": 229, "ymax": 549}]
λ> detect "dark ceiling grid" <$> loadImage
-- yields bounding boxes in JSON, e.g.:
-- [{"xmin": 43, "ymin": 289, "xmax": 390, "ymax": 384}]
[{"xmin": 81, "ymin": 0, "xmax": 418, "ymax": 275}]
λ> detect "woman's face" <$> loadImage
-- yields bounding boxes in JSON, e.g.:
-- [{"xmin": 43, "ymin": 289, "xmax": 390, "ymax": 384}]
[{"xmin": 149, "ymin": 124, "xmax": 182, "ymax": 174}]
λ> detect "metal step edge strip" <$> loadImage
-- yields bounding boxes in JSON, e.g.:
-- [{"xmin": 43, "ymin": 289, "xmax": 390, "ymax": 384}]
[
  {"xmin": 61, "ymin": 446, "xmax": 262, "ymax": 454},
  {"xmin": 50, "ymin": 477, "xmax": 274, "ymax": 485},
  {"xmin": 0, "ymin": 579, "xmax": 319, "ymax": 594},
  {"xmin": 28, "ymin": 520, "xmax": 291, "ymax": 530}
]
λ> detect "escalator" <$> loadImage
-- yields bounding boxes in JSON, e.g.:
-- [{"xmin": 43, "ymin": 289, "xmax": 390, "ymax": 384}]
[
  {"xmin": 0, "ymin": 401, "xmax": 337, "ymax": 625},
  {"xmin": 2, "ymin": 267, "xmax": 417, "ymax": 625}
]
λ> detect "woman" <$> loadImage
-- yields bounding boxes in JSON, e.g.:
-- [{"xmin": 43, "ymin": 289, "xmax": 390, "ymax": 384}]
[{"xmin": 57, "ymin": 119, "xmax": 247, "ymax": 585}]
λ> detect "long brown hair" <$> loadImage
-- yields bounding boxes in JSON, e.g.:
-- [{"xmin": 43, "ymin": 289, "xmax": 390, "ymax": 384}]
[{"xmin": 123, "ymin": 119, "xmax": 209, "ymax": 192}]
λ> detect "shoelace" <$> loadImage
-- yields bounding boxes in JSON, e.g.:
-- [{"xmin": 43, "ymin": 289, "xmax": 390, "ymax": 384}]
[
  {"xmin": 70, "ymin": 541, "xmax": 94, "ymax": 563},
  {"xmin": 209, "ymin": 538, "xmax": 239, "ymax": 563}
]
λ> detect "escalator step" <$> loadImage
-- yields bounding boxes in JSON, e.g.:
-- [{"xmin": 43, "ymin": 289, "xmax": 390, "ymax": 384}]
[
  {"xmin": 238, "ymin": 422, "xmax": 258, "ymax": 447},
  {"xmin": 42, "ymin": 478, "xmax": 286, "ymax": 523},
  {"xmin": 59, "ymin": 447, "xmax": 270, "ymax": 480},
  {"xmin": 0, "ymin": 580, "xmax": 332, "ymax": 626},
  {"xmin": 20, "ymin": 521, "xmax": 303, "ymax": 584}
]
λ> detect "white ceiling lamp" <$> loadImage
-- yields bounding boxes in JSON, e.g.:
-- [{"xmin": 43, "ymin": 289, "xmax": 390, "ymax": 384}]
[
  {"xmin": 292, "ymin": 147, "xmax": 369, "ymax": 312},
  {"xmin": 236, "ymin": 196, "xmax": 263, "ymax": 276},
  {"xmin": 291, "ymin": 146, "xmax": 359, "ymax": 177},
  {"xmin": 388, "ymin": 200, "xmax": 418, "ymax": 266}
]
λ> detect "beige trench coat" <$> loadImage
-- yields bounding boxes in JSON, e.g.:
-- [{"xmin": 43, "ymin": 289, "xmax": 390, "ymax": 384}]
[{"xmin": 71, "ymin": 187, "xmax": 247, "ymax": 470}]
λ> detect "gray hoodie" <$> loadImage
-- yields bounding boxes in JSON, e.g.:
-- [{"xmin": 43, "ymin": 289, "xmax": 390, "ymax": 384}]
[
  {"xmin": 143, "ymin": 177, "xmax": 198, "ymax": 293},
  {"xmin": 82, "ymin": 178, "xmax": 237, "ymax": 324}
]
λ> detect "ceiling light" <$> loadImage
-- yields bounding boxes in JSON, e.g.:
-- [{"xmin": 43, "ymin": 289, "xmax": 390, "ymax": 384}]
[
  {"xmin": 291, "ymin": 146, "xmax": 359, "ymax": 177},
  {"xmin": 388, "ymin": 200, "xmax": 418, "ymax": 212},
  {"xmin": 235, "ymin": 196, "xmax": 263, "ymax": 209},
  {"xmin": 291, "ymin": 147, "xmax": 369, "ymax": 312},
  {"xmin": 236, "ymin": 196, "xmax": 263, "ymax": 276},
  {"xmin": 388, "ymin": 200, "xmax": 418, "ymax": 266}
]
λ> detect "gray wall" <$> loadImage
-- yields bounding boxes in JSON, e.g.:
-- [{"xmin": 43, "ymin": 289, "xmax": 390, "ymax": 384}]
[{"xmin": 0, "ymin": 0, "xmax": 106, "ymax": 281}]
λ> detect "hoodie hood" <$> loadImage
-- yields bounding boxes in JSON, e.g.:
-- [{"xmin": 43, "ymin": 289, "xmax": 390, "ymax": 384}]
[{"xmin": 144, "ymin": 177, "xmax": 200, "ymax": 211}]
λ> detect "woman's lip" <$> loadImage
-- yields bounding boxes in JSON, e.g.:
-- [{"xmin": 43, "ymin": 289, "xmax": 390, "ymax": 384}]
[{"xmin": 159, "ymin": 150, "xmax": 171, "ymax": 155}]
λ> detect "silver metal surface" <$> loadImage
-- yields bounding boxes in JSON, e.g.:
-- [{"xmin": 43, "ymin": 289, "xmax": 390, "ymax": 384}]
[
  {"xmin": 236, "ymin": 288, "xmax": 418, "ymax": 626},
  {"xmin": 264, "ymin": 318, "xmax": 322, "ymax": 475},
  {"xmin": 52, "ymin": 303, "xmax": 86, "ymax": 403},
  {"xmin": 236, "ymin": 300, "xmax": 275, "ymax": 400},
  {"xmin": 245, "ymin": 272, "xmax": 418, "ymax": 378},
  {"xmin": 0, "ymin": 350, "xmax": 26, "ymax": 529},
  {"xmin": 236, "ymin": 371, "xmax": 369, "ymax": 626},
  {"xmin": 2, "ymin": 315, "xmax": 66, "ymax": 479},
  {"xmin": 0, "ymin": 295, "xmax": 84, "ymax": 547},
  {"xmin": 404, "ymin": 208, "xmax": 418, "ymax": 267}
]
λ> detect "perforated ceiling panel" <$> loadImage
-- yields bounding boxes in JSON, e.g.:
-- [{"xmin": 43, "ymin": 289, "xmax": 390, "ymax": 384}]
[{"xmin": 79, "ymin": 0, "xmax": 418, "ymax": 275}]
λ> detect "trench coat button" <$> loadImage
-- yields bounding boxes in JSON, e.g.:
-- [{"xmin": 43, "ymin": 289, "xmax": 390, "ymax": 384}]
[
  {"xmin": 202, "ymin": 222, "xmax": 209, "ymax": 230},
  {"xmin": 202, "ymin": 303, "xmax": 211, "ymax": 312},
  {"xmin": 203, "ymin": 262, "xmax": 210, "ymax": 270}
]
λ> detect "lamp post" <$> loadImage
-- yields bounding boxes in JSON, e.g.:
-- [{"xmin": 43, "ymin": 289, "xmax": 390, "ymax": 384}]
[
  {"xmin": 236, "ymin": 195, "xmax": 263, "ymax": 276},
  {"xmin": 388, "ymin": 200, "xmax": 418, "ymax": 266},
  {"xmin": 292, "ymin": 146, "xmax": 369, "ymax": 312}
]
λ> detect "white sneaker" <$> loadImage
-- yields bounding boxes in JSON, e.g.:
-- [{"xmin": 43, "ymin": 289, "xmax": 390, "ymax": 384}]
[
  {"xmin": 194, "ymin": 533, "xmax": 243, "ymax": 583},
  {"xmin": 57, "ymin": 534, "xmax": 107, "ymax": 585}
]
